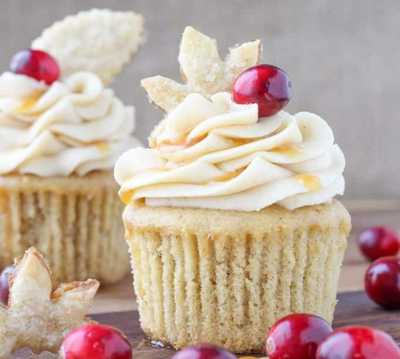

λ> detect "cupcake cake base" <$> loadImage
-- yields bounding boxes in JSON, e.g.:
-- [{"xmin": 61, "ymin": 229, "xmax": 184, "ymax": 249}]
[
  {"xmin": 124, "ymin": 200, "xmax": 351, "ymax": 353},
  {"xmin": 0, "ymin": 171, "xmax": 129, "ymax": 284}
]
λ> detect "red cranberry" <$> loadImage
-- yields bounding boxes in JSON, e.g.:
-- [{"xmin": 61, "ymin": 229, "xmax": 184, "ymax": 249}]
[
  {"xmin": 0, "ymin": 266, "xmax": 15, "ymax": 305},
  {"xmin": 171, "ymin": 344, "xmax": 236, "ymax": 359},
  {"xmin": 233, "ymin": 64, "xmax": 292, "ymax": 118},
  {"xmin": 10, "ymin": 49, "xmax": 60, "ymax": 85},
  {"xmin": 60, "ymin": 324, "xmax": 132, "ymax": 359},
  {"xmin": 358, "ymin": 226, "xmax": 399, "ymax": 261},
  {"xmin": 365, "ymin": 256, "xmax": 400, "ymax": 309},
  {"xmin": 316, "ymin": 326, "xmax": 400, "ymax": 359},
  {"xmin": 266, "ymin": 313, "xmax": 333, "ymax": 359}
]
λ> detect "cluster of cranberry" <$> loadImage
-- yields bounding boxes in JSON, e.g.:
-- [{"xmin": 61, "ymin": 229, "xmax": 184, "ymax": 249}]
[
  {"xmin": 172, "ymin": 315, "xmax": 400, "ymax": 358},
  {"xmin": 59, "ymin": 315, "xmax": 397, "ymax": 359},
  {"xmin": 358, "ymin": 226, "xmax": 400, "ymax": 309}
]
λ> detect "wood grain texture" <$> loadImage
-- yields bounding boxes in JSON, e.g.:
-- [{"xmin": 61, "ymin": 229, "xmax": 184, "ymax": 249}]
[
  {"xmin": 10, "ymin": 289, "xmax": 400, "ymax": 358},
  {"xmin": 92, "ymin": 291, "xmax": 400, "ymax": 358}
]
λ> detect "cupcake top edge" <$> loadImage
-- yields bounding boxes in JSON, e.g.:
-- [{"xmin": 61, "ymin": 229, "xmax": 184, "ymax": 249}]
[
  {"xmin": 0, "ymin": 9, "xmax": 145, "ymax": 177},
  {"xmin": 115, "ymin": 26, "xmax": 345, "ymax": 212}
]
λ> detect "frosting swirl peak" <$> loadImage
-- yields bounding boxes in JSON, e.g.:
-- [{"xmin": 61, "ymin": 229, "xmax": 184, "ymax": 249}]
[
  {"xmin": 0, "ymin": 71, "xmax": 139, "ymax": 176},
  {"xmin": 115, "ymin": 92, "xmax": 345, "ymax": 211}
]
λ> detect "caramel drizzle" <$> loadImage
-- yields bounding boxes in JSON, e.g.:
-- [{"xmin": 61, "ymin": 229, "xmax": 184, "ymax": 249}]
[
  {"xmin": 121, "ymin": 190, "xmax": 134, "ymax": 205},
  {"xmin": 214, "ymin": 168, "xmax": 244, "ymax": 182},
  {"xmin": 15, "ymin": 91, "xmax": 44, "ymax": 114},
  {"xmin": 231, "ymin": 138, "xmax": 254, "ymax": 146},
  {"xmin": 94, "ymin": 142, "xmax": 110, "ymax": 153},
  {"xmin": 152, "ymin": 134, "xmax": 207, "ymax": 151},
  {"xmin": 120, "ymin": 168, "xmax": 244, "ymax": 205},
  {"xmin": 270, "ymin": 144, "xmax": 300, "ymax": 157},
  {"xmin": 295, "ymin": 174, "xmax": 321, "ymax": 191}
]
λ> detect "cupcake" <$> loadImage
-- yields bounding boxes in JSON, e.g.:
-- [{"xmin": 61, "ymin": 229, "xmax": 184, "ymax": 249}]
[
  {"xmin": 115, "ymin": 27, "xmax": 351, "ymax": 353},
  {"xmin": 0, "ymin": 9, "xmax": 145, "ymax": 283}
]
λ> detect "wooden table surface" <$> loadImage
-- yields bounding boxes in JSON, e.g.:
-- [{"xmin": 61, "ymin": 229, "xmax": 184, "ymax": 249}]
[{"xmin": 89, "ymin": 201, "xmax": 400, "ymax": 314}]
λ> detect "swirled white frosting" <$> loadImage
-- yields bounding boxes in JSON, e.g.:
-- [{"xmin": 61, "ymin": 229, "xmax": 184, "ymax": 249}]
[
  {"xmin": 115, "ymin": 92, "xmax": 345, "ymax": 211},
  {"xmin": 0, "ymin": 71, "xmax": 140, "ymax": 176}
]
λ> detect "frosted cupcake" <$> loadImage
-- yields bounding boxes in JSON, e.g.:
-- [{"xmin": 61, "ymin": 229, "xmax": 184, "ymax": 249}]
[
  {"xmin": 0, "ymin": 9, "xmax": 145, "ymax": 283},
  {"xmin": 115, "ymin": 27, "xmax": 351, "ymax": 353}
]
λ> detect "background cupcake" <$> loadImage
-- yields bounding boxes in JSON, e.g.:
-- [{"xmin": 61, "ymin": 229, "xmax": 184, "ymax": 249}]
[
  {"xmin": 115, "ymin": 27, "xmax": 351, "ymax": 353},
  {"xmin": 0, "ymin": 9, "xmax": 145, "ymax": 283}
]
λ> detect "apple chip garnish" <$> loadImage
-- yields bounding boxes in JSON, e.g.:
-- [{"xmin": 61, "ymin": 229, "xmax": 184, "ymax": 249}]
[
  {"xmin": 32, "ymin": 9, "xmax": 145, "ymax": 85},
  {"xmin": 142, "ymin": 26, "xmax": 261, "ymax": 111},
  {"xmin": 0, "ymin": 248, "xmax": 99, "ymax": 358}
]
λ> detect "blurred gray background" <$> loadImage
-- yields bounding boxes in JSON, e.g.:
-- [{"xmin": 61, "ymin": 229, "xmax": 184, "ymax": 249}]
[{"xmin": 0, "ymin": 0, "xmax": 399, "ymax": 200}]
